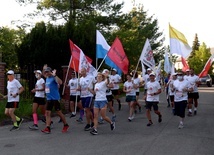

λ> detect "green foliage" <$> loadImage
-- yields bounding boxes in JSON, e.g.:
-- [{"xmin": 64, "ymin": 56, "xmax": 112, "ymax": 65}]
[{"xmin": 188, "ymin": 42, "xmax": 211, "ymax": 74}]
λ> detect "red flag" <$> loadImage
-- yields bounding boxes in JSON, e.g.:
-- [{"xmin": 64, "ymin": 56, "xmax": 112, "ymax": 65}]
[
  {"xmin": 107, "ymin": 37, "xmax": 129, "ymax": 74},
  {"xmin": 69, "ymin": 39, "xmax": 92, "ymax": 72},
  {"xmin": 181, "ymin": 57, "xmax": 189, "ymax": 72},
  {"xmin": 198, "ymin": 55, "xmax": 214, "ymax": 78}
]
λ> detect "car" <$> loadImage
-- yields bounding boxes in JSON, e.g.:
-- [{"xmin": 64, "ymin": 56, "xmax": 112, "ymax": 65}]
[{"xmin": 199, "ymin": 74, "xmax": 212, "ymax": 87}]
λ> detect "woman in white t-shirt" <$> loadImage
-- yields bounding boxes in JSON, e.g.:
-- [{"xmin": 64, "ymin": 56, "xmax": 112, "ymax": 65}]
[
  {"xmin": 88, "ymin": 72, "xmax": 115, "ymax": 135},
  {"xmin": 29, "ymin": 70, "xmax": 46, "ymax": 130}
]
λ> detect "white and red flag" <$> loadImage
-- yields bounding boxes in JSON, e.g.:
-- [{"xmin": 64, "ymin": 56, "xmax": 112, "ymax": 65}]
[{"xmin": 198, "ymin": 54, "xmax": 214, "ymax": 78}]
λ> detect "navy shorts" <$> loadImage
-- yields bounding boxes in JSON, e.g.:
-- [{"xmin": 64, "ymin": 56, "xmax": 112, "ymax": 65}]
[
  {"xmin": 126, "ymin": 95, "xmax": 136, "ymax": 102},
  {"xmin": 81, "ymin": 97, "xmax": 93, "ymax": 108}
]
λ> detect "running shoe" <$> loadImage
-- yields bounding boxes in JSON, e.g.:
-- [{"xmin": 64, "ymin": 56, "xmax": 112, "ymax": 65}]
[
  {"xmin": 147, "ymin": 121, "xmax": 153, "ymax": 127},
  {"xmin": 111, "ymin": 115, "xmax": 116, "ymax": 122},
  {"xmin": 29, "ymin": 124, "xmax": 39, "ymax": 130},
  {"xmin": 178, "ymin": 123, "xmax": 184, "ymax": 129},
  {"xmin": 91, "ymin": 122, "xmax": 94, "ymax": 128},
  {"xmin": 10, "ymin": 126, "xmax": 19, "ymax": 131},
  {"xmin": 17, "ymin": 118, "xmax": 24, "ymax": 127},
  {"xmin": 69, "ymin": 113, "xmax": 76, "ymax": 118},
  {"xmin": 84, "ymin": 124, "xmax": 91, "ymax": 131},
  {"xmin": 194, "ymin": 110, "xmax": 197, "ymax": 115},
  {"xmin": 62, "ymin": 124, "xmax": 69, "ymax": 133},
  {"xmin": 158, "ymin": 115, "xmax": 162, "ymax": 123},
  {"xmin": 90, "ymin": 129, "xmax": 98, "ymax": 135},
  {"xmin": 98, "ymin": 118, "xmax": 104, "ymax": 124},
  {"xmin": 110, "ymin": 122, "xmax": 115, "ymax": 130},
  {"xmin": 76, "ymin": 117, "xmax": 83, "ymax": 123},
  {"xmin": 128, "ymin": 117, "xmax": 133, "ymax": 122},
  {"xmin": 41, "ymin": 127, "xmax": 51, "ymax": 134}
]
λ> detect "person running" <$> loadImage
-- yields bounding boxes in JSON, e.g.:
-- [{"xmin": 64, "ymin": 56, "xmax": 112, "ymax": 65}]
[
  {"xmin": 142, "ymin": 68, "xmax": 152, "ymax": 105},
  {"xmin": 132, "ymin": 71, "xmax": 142, "ymax": 113},
  {"xmin": 29, "ymin": 70, "xmax": 46, "ymax": 130},
  {"xmin": 171, "ymin": 71, "xmax": 192, "ymax": 129},
  {"xmin": 41, "ymin": 66, "xmax": 69, "ymax": 134},
  {"xmin": 109, "ymin": 68, "xmax": 122, "ymax": 110},
  {"xmin": 78, "ymin": 68, "xmax": 95, "ymax": 131},
  {"xmin": 123, "ymin": 73, "xmax": 137, "ymax": 122},
  {"xmin": 99, "ymin": 69, "xmax": 116, "ymax": 124},
  {"xmin": 88, "ymin": 72, "xmax": 115, "ymax": 135},
  {"xmin": 167, "ymin": 73, "xmax": 177, "ymax": 115},
  {"xmin": 186, "ymin": 68, "xmax": 200, "ymax": 116},
  {"xmin": 145, "ymin": 72, "xmax": 162, "ymax": 126},
  {"xmin": 67, "ymin": 71, "xmax": 84, "ymax": 123},
  {"xmin": 4, "ymin": 70, "xmax": 24, "ymax": 131}
]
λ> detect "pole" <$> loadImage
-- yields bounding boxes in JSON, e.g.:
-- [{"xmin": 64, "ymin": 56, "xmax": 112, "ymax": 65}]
[{"xmin": 62, "ymin": 56, "xmax": 72, "ymax": 95}]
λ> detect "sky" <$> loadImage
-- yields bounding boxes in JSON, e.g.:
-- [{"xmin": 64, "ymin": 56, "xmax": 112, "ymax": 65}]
[{"xmin": 1, "ymin": 0, "xmax": 214, "ymax": 48}]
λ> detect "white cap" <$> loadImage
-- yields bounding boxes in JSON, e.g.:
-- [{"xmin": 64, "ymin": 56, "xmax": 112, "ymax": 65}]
[
  {"xmin": 102, "ymin": 69, "xmax": 109, "ymax": 74},
  {"xmin": 34, "ymin": 70, "xmax": 42, "ymax": 74},
  {"xmin": 149, "ymin": 72, "xmax": 155, "ymax": 76},
  {"xmin": 112, "ymin": 68, "xmax": 117, "ymax": 72},
  {"xmin": 7, "ymin": 70, "xmax": 14, "ymax": 75},
  {"xmin": 147, "ymin": 68, "xmax": 152, "ymax": 71},
  {"xmin": 172, "ymin": 72, "xmax": 177, "ymax": 76},
  {"xmin": 186, "ymin": 69, "xmax": 190, "ymax": 72}
]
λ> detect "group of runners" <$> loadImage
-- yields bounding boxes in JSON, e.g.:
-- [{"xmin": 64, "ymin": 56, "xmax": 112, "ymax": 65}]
[{"xmin": 3, "ymin": 65, "xmax": 200, "ymax": 134}]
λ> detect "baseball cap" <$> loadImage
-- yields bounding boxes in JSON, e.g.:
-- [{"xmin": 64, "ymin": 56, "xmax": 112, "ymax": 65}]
[
  {"xmin": 44, "ymin": 67, "xmax": 52, "ymax": 72},
  {"xmin": 102, "ymin": 69, "xmax": 109, "ymax": 74},
  {"xmin": 147, "ymin": 68, "xmax": 152, "ymax": 71},
  {"xmin": 149, "ymin": 72, "xmax": 155, "ymax": 76},
  {"xmin": 34, "ymin": 70, "xmax": 42, "ymax": 74},
  {"xmin": 186, "ymin": 69, "xmax": 190, "ymax": 72},
  {"xmin": 7, "ymin": 70, "xmax": 14, "ymax": 75},
  {"xmin": 172, "ymin": 72, "xmax": 177, "ymax": 76},
  {"xmin": 111, "ymin": 68, "xmax": 117, "ymax": 72}
]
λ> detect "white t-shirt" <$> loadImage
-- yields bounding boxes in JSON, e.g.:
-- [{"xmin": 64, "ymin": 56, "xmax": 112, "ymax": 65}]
[
  {"xmin": 35, "ymin": 78, "xmax": 45, "ymax": 98},
  {"xmin": 94, "ymin": 81, "xmax": 107, "ymax": 101},
  {"xmin": 142, "ymin": 74, "xmax": 150, "ymax": 89},
  {"xmin": 186, "ymin": 75, "xmax": 199, "ymax": 92},
  {"xmin": 68, "ymin": 78, "xmax": 80, "ymax": 96},
  {"xmin": 168, "ymin": 79, "xmax": 175, "ymax": 96},
  {"xmin": 79, "ymin": 75, "xmax": 95, "ymax": 97},
  {"xmin": 110, "ymin": 74, "xmax": 121, "ymax": 90},
  {"xmin": 124, "ymin": 81, "xmax": 136, "ymax": 96},
  {"xmin": 133, "ymin": 77, "xmax": 141, "ymax": 92},
  {"xmin": 173, "ymin": 79, "xmax": 191, "ymax": 102},
  {"xmin": 7, "ymin": 79, "xmax": 22, "ymax": 102},
  {"xmin": 146, "ymin": 81, "xmax": 161, "ymax": 102}
]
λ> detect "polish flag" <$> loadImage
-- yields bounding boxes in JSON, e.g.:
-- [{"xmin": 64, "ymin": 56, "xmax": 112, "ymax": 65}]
[
  {"xmin": 181, "ymin": 57, "xmax": 189, "ymax": 72},
  {"xmin": 198, "ymin": 55, "xmax": 214, "ymax": 78}
]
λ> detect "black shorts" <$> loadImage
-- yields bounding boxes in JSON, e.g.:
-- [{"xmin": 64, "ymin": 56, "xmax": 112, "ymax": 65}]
[
  {"xmin": 111, "ymin": 89, "xmax": 119, "ymax": 96},
  {"xmin": 174, "ymin": 100, "xmax": 187, "ymax": 118},
  {"xmin": 146, "ymin": 101, "xmax": 159, "ymax": 111},
  {"xmin": 188, "ymin": 92, "xmax": 199, "ymax": 99},
  {"xmin": 136, "ymin": 92, "xmax": 140, "ymax": 96},
  {"xmin": 46, "ymin": 100, "xmax": 61, "ymax": 111},
  {"xmin": 33, "ymin": 97, "xmax": 46, "ymax": 105},
  {"xmin": 169, "ymin": 95, "xmax": 174, "ymax": 102},
  {"xmin": 70, "ymin": 95, "xmax": 80, "ymax": 102},
  {"xmin": 6, "ymin": 102, "xmax": 19, "ymax": 108},
  {"xmin": 106, "ymin": 95, "xmax": 113, "ymax": 102}
]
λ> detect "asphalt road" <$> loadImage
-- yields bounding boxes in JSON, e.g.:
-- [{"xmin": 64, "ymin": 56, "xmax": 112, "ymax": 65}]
[{"xmin": 0, "ymin": 86, "xmax": 214, "ymax": 155}]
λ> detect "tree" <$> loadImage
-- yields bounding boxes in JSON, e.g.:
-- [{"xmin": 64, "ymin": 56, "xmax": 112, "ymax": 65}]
[
  {"xmin": 0, "ymin": 27, "xmax": 25, "ymax": 70},
  {"xmin": 188, "ymin": 33, "xmax": 200, "ymax": 60},
  {"xmin": 188, "ymin": 42, "xmax": 211, "ymax": 74}
]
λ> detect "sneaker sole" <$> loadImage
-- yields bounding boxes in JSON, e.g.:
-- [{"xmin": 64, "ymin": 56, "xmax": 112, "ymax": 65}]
[
  {"xmin": 28, "ymin": 126, "xmax": 39, "ymax": 130},
  {"xmin": 41, "ymin": 130, "xmax": 51, "ymax": 134}
]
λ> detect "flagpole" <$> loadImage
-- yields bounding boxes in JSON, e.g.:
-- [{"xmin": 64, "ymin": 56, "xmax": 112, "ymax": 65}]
[
  {"xmin": 97, "ymin": 54, "xmax": 108, "ymax": 72},
  {"xmin": 73, "ymin": 60, "xmax": 79, "ymax": 114},
  {"xmin": 62, "ymin": 56, "xmax": 72, "ymax": 95}
]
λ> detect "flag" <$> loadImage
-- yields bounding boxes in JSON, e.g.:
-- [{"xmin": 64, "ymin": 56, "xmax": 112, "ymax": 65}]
[
  {"xmin": 155, "ymin": 61, "xmax": 162, "ymax": 81},
  {"xmin": 181, "ymin": 57, "xmax": 189, "ymax": 72},
  {"xmin": 164, "ymin": 51, "xmax": 171, "ymax": 74},
  {"xmin": 107, "ymin": 37, "xmax": 129, "ymax": 74},
  {"xmin": 141, "ymin": 64, "xmax": 146, "ymax": 78},
  {"xmin": 169, "ymin": 24, "xmax": 192, "ymax": 58},
  {"xmin": 69, "ymin": 40, "xmax": 97, "ymax": 76},
  {"xmin": 198, "ymin": 55, "xmax": 214, "ymax": 78},
  {"xmin": 140, "ymin": 38, "xmax": 155, "ymax": 70},
  {"xmin": 96, "ymin": 30, "xmax": 122, "ymax": 74}
]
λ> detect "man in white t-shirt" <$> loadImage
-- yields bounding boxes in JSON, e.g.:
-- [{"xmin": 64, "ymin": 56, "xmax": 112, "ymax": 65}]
[
  {"xmin": 145, "ymin": 72, "xmax": 162, "ymax": 127},
  {"xmin": 142, "ymin": 68, "xmax": 152, "ymax": 106},
  {"xmin": 109, "ymin": 68, "xmax": 122, "ymax": 110},
  {"xmin": 4, "ymin": 70, "xmax": 24, "ymax": 131},
  {"xmin": 186, "ymin": 68, "xmax": 200, "ymax": 116}
]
